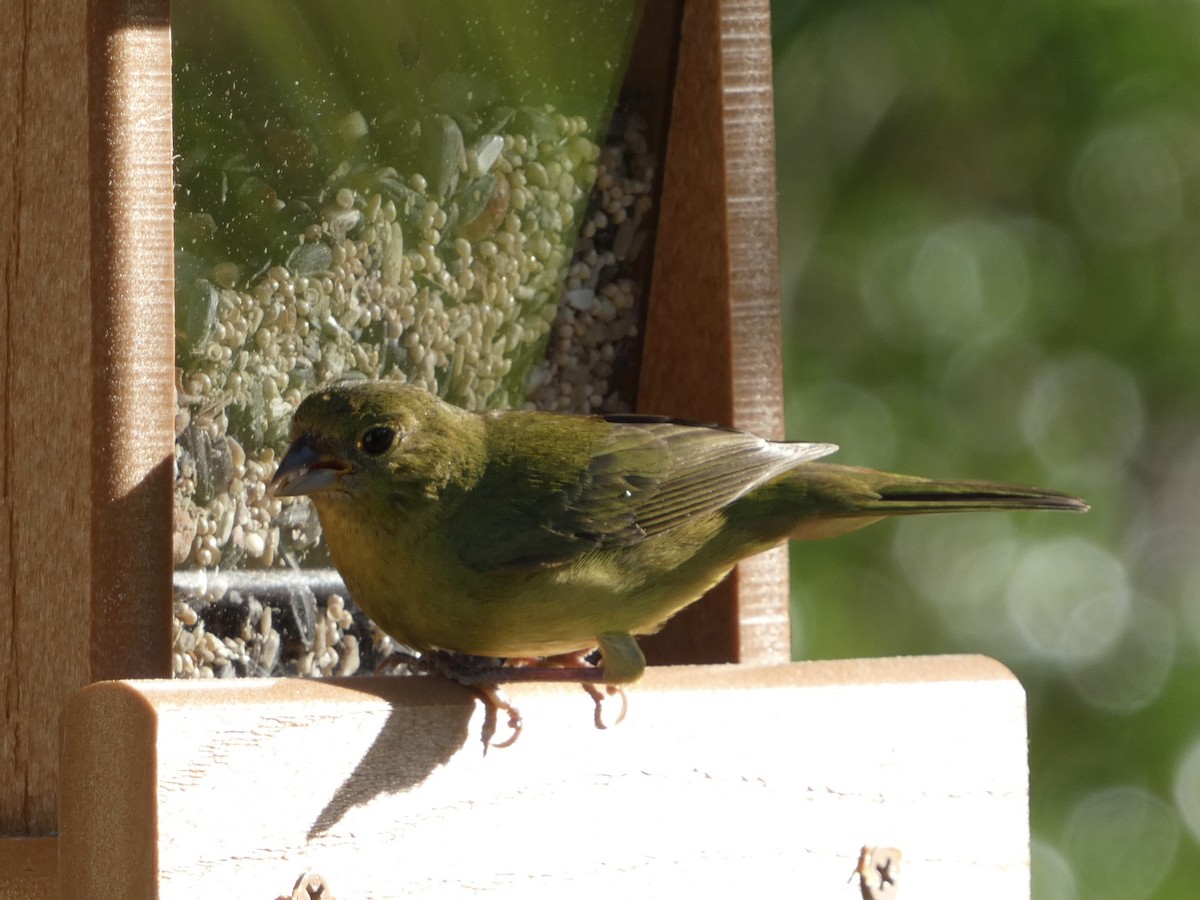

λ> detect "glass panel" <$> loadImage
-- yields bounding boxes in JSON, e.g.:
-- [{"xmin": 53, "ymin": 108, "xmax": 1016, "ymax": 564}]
[{"xmin": 172, "ymin": 0, "xmax": 651, "ymax": 677}]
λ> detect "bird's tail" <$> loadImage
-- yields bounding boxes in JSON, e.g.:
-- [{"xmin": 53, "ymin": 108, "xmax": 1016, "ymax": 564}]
[
  {"xmin": 851, "ymin": 475, "xmax": 1090, "ymax": 514},
  {"xmin": 783, "ymin": 463, "xmax": 1089, "ymax": 541}
]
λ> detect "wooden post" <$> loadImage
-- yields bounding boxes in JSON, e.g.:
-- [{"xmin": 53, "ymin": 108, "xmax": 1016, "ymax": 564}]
[
  {"xmin": 87, "ymin": 0, "xmax": 176, "ymax": 684},
  {"xmin": 2, "ymin": 0, "xmax": 95, "ymax": 838},
  {"xmin": 1, "ymin": 0, "xmax": 172, "ymax": 881},
  {"xmin": 638, "ymin": 0, "xmax": 789, "ymax": 670}
]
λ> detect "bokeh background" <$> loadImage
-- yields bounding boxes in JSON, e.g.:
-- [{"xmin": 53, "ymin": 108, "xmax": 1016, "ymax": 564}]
[{"xmin": 771, "ymin": 2, "xmax": 1200, "ymax": 897}]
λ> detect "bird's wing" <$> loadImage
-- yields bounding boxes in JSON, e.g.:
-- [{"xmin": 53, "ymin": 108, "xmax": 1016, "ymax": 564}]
[{"xmin": 453, "ymin": 413, "xmax": 837, "ymax": 572}]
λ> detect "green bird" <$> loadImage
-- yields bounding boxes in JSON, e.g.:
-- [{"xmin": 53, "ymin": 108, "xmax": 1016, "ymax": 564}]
[{"xmin": 272, "ymin": 381, "xmax": 1086, "ymax": 730}]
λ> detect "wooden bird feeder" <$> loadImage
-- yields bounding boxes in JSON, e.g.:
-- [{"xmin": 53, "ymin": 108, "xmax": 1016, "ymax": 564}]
[{"xmin": 1, "ymin": 1, "xmax": 1031, "ymax": 897}]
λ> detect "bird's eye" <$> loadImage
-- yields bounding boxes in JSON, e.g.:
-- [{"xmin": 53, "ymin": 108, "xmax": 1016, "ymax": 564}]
[{"xmin": 359, "ymin": 426, "xmax": 397, "ymax": 456}]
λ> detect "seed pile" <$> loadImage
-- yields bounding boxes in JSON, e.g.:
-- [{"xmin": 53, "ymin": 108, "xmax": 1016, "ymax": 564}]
[{"xmin": 527, "ymin": 108, "xmax": 654, "ymax": 414}]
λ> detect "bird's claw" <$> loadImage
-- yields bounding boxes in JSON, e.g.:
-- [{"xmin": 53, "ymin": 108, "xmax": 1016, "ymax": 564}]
[
  {"xmin": 475, "ymin": 682, "xmax": 523, "ymax": 751},
  {"xmin": 583, "ymin": 682, "xmax": 627, "ymax": 729}
]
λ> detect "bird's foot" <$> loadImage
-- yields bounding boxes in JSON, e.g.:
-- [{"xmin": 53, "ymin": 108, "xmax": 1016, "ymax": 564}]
[
  {"xmin": 491, "ymin": 652, "xmax": 628, "ymax": 730},
  {"xmin": 582, "ymin": 681, "xmax": 628, "ymax": 729},
  {"xmin": 371, "ymin": 650, "xmax": 524, "ymax": 747},
  {"xmin": 427, "ymin": 649, "xmax": 632, "ymax": 738},
  {"xmin": 389, "ymin": 651, "xmax": 524, "ymax": 749},
  {"xmin": 377, "ymin": 649, "xmax": 631, "ymax": 745},
  {"xmin": 531, "ymin": 651, "xmax": 626, "ymax": 728},
  {"xmin": 473, "ymin": 682, "xmax": 523, "ymax": 751}
]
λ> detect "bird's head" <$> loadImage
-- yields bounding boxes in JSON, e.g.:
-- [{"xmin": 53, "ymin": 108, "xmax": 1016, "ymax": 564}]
[{"xmin": 271, "ymin": 381, "xmax": 484, "ymax": 504}]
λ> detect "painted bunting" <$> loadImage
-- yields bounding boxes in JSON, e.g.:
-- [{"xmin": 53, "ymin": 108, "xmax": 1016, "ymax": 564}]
[{"xmin": 272, "ymin": 381, "xmax": 1087, "ymax": 736}]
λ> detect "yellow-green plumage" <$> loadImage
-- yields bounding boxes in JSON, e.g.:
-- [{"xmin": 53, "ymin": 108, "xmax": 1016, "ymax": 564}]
[{"xmin": 272, "ymin": 381, "xmax": 1088, "ymax": 684}]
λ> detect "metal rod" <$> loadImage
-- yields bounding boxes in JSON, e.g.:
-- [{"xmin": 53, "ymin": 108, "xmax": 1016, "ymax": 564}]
[{"xmin": 173, "ymin": 567, "xmax": 348, "ymax": 598}]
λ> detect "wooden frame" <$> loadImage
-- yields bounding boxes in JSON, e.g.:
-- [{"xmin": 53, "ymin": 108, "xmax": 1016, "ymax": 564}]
[{"xmin": 1, "ymin": 0, "xmax": 1031, "ymax": 896}]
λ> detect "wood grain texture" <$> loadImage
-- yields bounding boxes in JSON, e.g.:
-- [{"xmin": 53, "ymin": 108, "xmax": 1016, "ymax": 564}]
[
  {"xmin": 0, "ymin": 0, "xmax": 93, "ymax": 834},
  {"xmin": 0, "ymin": 837, "xmax": 56, "ymax": 900},
  {"xmin": 59, "ymin": 656, "xmax": 1031, "ymax": 899},
  {"xmin": 88, "ymin": 0, "xmax": 174, "ymax": 682},
  {"xmin": 0, "ymin": 0, "xmax": 173, "ymax": 849},
  {"xmin": 636, "ymin": 0, "xmax": 788, "ymax": 669}
]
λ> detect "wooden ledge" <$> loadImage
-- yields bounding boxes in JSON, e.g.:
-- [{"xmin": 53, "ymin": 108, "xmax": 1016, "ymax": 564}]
[{"xmin": 57, "ymin": 655, "xmax": 1029, "ymax": 898}]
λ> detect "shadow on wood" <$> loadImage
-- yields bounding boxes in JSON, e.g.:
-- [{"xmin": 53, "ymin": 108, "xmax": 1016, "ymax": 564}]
[{"xmin": 60, "ymin": 656, "xmax": 1030, "ymax": 899}]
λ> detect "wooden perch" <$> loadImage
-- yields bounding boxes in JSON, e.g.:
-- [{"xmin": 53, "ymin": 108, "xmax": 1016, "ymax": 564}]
[{"xmin": 60, "ymin": 656, "xmax": 1030, "ymax": 899}]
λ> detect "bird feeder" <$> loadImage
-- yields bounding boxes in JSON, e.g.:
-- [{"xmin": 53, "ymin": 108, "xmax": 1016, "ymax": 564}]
[{"xmin": 1, "ymin": 1, "xmax": 1031, "ymax": 897}]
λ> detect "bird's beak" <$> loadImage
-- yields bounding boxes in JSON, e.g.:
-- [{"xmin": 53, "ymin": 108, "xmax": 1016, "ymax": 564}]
[{"xmin": 271, "ymin": 434, "xmax": 352, "ymax": 497}]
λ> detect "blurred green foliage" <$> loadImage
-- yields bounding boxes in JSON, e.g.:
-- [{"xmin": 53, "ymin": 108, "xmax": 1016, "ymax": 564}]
[{"xmin": 772, "ymin": 1, "xmax": 1200, "ymax": 897}]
